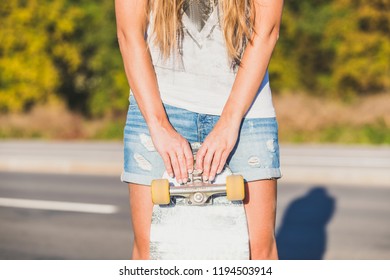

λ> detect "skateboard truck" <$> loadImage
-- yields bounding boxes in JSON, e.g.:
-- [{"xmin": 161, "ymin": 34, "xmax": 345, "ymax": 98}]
[
  {"xmin": 151, "ymin": 174, "xmax": 245, "ymax": 206},
  {"xmin": 151, "ymin": 143, "xmax": 245, "ymax": 205}
]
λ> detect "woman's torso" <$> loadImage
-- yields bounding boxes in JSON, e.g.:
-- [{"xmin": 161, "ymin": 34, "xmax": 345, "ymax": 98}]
[{"xmin": 143, "ymin": 0, "xmax": 275, "ymax": 118}]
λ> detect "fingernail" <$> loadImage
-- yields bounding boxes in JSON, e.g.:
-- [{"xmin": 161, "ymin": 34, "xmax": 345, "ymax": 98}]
[
  {"xmin": 209, "ymin": 176, "xmax": 214, "ymax": 182},
  {"xmin": 195, "ymin": 169, "xmax": 203, "ymax": 174},
  {"xmin": 203, "ymin": 177, "xmax": 208, "ymax": 183},
  {"xmin": 169, "ymin": 173, "xmax": 174, "ymax": 178},
  {"xmin": 188, "ymin": 169, "xmax": 193, "ymax": 174},
  {"xmin": 178, "ymin": 179, "xmax": 183, "ymax": 184},
  {"xmin": 183, "ymin": 178, "xmax": 188, "ymax": 184}
]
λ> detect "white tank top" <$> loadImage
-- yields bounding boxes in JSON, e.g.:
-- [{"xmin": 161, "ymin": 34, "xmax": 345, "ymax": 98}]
[{"xmin": 141, "ymin": 0, "xmax": 276, "ymax": 118}]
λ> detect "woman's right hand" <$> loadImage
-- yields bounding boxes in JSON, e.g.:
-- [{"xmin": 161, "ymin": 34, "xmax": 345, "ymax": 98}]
[
  {"xmin": 149, "ymin": 123, "xmax": 193, "ymax": 184},
  {"xmin": 116, "ymin": 0, "xmax": 193, "ymax": 183}
]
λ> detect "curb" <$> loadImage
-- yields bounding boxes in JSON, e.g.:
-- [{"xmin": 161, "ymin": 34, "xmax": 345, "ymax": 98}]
[{"xmin": 1, "ymin": 141, "xmax": 389, "ymax": 188}]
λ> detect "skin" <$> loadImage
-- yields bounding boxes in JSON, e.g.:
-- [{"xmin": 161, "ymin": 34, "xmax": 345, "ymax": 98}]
[{"xmin": 116, "ymin": 0, "xmax": 284, "ymax": 260}]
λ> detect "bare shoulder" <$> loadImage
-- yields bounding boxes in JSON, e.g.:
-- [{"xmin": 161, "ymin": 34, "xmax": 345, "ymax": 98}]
[
  {"xmin": 115, "ymin": 0, "xmax": 148, "ymax": 32},
  {"xmin": 253, "ymin": 0, "xmax": 284, "ymax": 33}
]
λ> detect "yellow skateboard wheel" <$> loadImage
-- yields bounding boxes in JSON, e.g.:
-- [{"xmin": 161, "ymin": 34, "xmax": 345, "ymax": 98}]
[
  {"xmin": 226, "ymin": 175, "xmax": 245, "ymax": 201},
  {"xmin": 151, "ymin": 179, "xmax": 170, "ymax": 205}
]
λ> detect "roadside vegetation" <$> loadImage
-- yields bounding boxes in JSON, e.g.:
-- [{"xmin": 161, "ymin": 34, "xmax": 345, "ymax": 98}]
[
  {"xmin": 1, "ymin": 93, "xmax": 389, "ymax": 144},
  {"xmin": 274, "ymin": 93, "xmax": 390, "ymax": 144},
  {"xmin": 0, "ymin": 0, "xmax": 389, "ymax": 144}
]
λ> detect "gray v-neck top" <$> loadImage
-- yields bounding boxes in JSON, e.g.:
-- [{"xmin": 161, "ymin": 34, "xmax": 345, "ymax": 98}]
[{"xmin": 142, "ymin": 0, "xmax": 275, "ymax": 118}]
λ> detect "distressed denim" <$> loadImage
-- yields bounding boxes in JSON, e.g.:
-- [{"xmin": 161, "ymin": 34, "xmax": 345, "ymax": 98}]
[{"xmin": 122, "ymin": 95, "xmax": 281, "ymax": 185}]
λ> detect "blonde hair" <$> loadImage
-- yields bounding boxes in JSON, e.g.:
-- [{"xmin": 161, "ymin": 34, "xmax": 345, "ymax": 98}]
[{"xmin": 147, "ymin": 0, "xmax": 255, "ymax": 67}]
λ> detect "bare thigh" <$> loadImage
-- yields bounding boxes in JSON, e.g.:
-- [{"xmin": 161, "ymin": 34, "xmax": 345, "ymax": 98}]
[
  {"xmin": 244, "ymin": 179, "xmax": 278, "ymax": 260},
  {"xmin": 127, "ymin": 180, "xmax": 278, "ymax": 260},
  {"xmin": 128, "ymin": 183, "xmax": 153, "ymax": 260}
]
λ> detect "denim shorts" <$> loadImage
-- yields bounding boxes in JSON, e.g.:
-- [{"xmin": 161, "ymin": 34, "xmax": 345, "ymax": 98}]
[{"xmin": 121, "ymin": 95, "xmax": 281, "ymax": 185}]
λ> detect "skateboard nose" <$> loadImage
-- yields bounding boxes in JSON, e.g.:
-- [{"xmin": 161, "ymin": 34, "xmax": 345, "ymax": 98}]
[{"xmin": 190, "ymin": 142, "xmax": 202, "ymax": 151}]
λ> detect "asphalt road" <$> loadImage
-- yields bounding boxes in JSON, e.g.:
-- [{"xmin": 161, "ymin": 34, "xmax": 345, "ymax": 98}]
[
  {"xmin": 0, "ymin": 172, "xmax": 389, "ymax": 260},
  {"xmin": 0, "ymin": 172, "xmax": 132, "ymax": 260},
  {"xmin": 1, "ymin": 141, "xmax": 390, "ymax": 186}
]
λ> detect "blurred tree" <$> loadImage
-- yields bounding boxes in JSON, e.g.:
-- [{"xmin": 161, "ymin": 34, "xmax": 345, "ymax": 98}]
[
  {"xmin": 57, "ymin": 0, "xmax": 128, "ymax": 117},
  {"xmin": 0, "ymin": 0, "xmax": 128, "ymax": 116},
  {"xmin": 324, "ymin": 0, "xmax": 390, "ymax": 96},
  {"xmin": 1, "ymin": 0, "xmax": 389, "ymax": 116},
  {"xmin": 270, "ymin": 0, "xmax": 390, "ymax": 98},
  {"xmin": 0, "ymin": 0, "xmax": 83, "ymax": 112},
  {"xmin": 270, "ymin": 0, "xmax": 336, "ymax": 95}
]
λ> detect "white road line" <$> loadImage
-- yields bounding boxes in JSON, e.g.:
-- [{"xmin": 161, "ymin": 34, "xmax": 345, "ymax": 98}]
[{"xmin": 0, "ymin": 198, "xmax": 118, "ymax": 214}]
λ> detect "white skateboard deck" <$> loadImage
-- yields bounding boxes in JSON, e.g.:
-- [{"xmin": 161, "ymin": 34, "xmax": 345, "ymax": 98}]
[{"xmin": 150, "ymin": 166, "xmax": 249, "ymax": 260}]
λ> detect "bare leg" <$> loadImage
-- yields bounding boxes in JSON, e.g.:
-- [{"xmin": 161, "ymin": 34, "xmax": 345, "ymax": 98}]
[
  {"xmin": 244, "ymin": 179, "xmax": 278, "ymax": 260},
  {"xmin": 128, "ymin": 183, "xmax": 153, "ymax": 260},
  {"xmin": 128, "ymin": 180, "xmax": 277, "ymax": 260}
]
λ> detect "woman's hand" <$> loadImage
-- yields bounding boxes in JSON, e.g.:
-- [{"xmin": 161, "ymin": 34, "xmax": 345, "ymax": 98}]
[
  {"xmin": 192, "ymin": 0, "xmax": 283, "ymax": 184},
  {"xmin": 149, "ymin": 122, "xmax": 193, "ymax": 184},
  {"xmin": 196, "ymin": 117, "xmax": 241, "ymax": 182},
  {"xmin": 117, "ymin": 0, "xmax": 193, "ymax": 182}
]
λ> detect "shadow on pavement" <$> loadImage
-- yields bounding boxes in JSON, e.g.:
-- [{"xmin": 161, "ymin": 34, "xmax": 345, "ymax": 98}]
[{"xmin": 276, "ymin": 186, "xmax": 336, "ymax": 259}]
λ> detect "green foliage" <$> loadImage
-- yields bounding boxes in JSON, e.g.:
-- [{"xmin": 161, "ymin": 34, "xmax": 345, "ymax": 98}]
[
  {"xmin": 0, "ymin": 0, "xmax": 389, "ymax": 116},
  {"xmin": 0, "ymin": 0, "xmax": 128, "ymax": 116},
  {"xmin": 324, "ymin": 0, "xmax": 390, "ymax": 96},
  {"xmin": 57, "ymin": 0, "xmax": 129, "ymax": 117},
  {"xmin": 270, "ymin": 0, "xmax": 336, "ymax": 94},
  {"xmin": 0, "ymin": 0, "xmax": 83, "ymax": 112},
  {"xmin": 281, "ymin": 119, "xmax": 390, "ymax": 144},
  {"xmin": 270, "ymin": 0, "xmax": 390, "ymax": 97}
]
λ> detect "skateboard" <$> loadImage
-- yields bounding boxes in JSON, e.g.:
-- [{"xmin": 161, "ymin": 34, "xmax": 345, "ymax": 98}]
[{"xmin": 149, "ymin": 142, "xmax": 249, "ymax": 260}]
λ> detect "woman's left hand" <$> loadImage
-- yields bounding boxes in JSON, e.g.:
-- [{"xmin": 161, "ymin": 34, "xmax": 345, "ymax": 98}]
[{"xmin": 195, "ymin": 117, "xmax": 241, "ymax": 182}]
